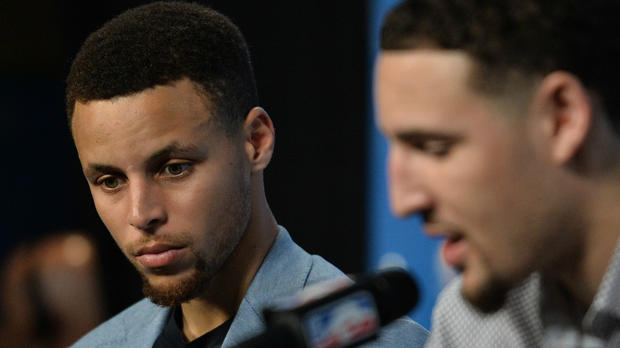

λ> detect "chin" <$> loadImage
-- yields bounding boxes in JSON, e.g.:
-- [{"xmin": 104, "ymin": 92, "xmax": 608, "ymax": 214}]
[
  {"xmin": 460, "ymin": 269, "xmax": 511, "ymax": 314},
  {"xmin": 141, "ymin": 259, "xmax": 211, "ymax": 307}
]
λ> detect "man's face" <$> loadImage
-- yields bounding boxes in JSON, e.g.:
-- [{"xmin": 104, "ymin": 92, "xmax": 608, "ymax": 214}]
[
  {"xmin": 71, "ymin": 79, "xmax": 251, "ymax": 306},
  {"xmin": 376, "ymin": 50, "xmax": 566, "ymax": 311}
]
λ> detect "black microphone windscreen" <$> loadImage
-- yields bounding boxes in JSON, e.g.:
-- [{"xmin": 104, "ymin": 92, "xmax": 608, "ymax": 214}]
[{"xmin": 370, "ymin": 268, "xmax": 419, "ymax": 324}]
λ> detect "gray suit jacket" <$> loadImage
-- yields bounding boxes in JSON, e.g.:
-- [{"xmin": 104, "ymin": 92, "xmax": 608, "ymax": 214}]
[{"xmin": 71, "ymin": 226, "xmax": 428, "ymax": 347}]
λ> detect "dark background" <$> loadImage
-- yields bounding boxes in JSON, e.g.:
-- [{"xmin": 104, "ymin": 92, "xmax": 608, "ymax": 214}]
[{"xmin": 1, "ymin": 0, "xmax": 368, "ymax": 319}]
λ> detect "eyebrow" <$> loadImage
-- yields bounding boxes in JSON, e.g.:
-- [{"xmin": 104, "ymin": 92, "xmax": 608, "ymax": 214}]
[
  {"xmin": 84, "ymin": 164, "xmax": 124, "ymax": 182},
  {"xmin": 148, "ymin": 142, "xmax": 202, "ymax": 164},
  {"xmin": 390, "ymin": 129, "xmax": 461, "ymax": 143},
  {"xmin": 83, "ymin": 142, "xmax": 204, "ymax": 180}
]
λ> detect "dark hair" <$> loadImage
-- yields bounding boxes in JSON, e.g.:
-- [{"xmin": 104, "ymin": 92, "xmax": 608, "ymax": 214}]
[
  {"xmin": 66, "ymin": 1, "xmax": 258, "ymax": 135},
  {"xmin": 381, "ymin": 0, "xmax": 620, "ymax": 128}
]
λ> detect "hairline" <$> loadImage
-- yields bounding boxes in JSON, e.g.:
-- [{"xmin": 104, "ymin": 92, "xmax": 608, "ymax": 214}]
[
  {"xmin": 69, "ymin": 77, "xmax": 244, "ymax": 138},
  {"xmin": 380, "ymin": 46, "xmax": 542, "ymax": 116}
]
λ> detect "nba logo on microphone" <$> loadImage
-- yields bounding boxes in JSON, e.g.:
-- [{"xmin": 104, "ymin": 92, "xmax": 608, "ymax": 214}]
[{"xmin": 302, "ymin": 291, "xmax": 380, "ymax": 348}]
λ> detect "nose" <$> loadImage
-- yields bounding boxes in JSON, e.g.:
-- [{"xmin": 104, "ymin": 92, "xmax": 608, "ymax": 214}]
[
  {"xmin": 387, "ymin": 145, "xmax": 433, "ymax": 217},
  {"xmin": 127, "ymin": 180, "xmax": 167, "ymax": 232}
]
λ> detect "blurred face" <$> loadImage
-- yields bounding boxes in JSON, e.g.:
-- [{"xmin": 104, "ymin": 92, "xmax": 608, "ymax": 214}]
[
  {"xmin": 376, "ymin": 50, "xmax": 566, "ymax": 311},
  {"xmin": 71, "ymin": 79, "xmax": 251, "ymax": 306}
]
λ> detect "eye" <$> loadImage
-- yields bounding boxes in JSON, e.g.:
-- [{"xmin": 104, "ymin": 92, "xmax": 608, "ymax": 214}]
[
  {"xmin": 95, "ymin": 176, "xmax": 122, "ymax": 190},
  {"xmin": 419, "ymin": 139, "xmax": 452, "ymax": 156},
  {"xmin": 163, "ymin": 163, "xmax": 191, "ymax": 176}
]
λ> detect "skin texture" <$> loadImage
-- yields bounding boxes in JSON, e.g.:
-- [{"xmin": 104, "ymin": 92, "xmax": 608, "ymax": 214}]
[
  {"xmin": 375, "ymin": 49, "xmax": 598, "ymax": 312},
  {"xmin": 71, "ymin": 78, "xmax": 279, "ymax": 340}
]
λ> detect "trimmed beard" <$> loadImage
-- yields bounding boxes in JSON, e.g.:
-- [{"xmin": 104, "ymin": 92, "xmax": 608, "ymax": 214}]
[
  {"xmin": 140, "ymin": 223, "xmax": 247, "ymax": 307},
  {"xmin": 141, "ymin": 256, "xmax": 209, "ymax": 307},
  {"xmin": 139, "ymin": 219, "xmax": 248, "ymax": 307},
  {"xmin": 139, "ymin": 179, "xmax": 251, "ymax": 307},
  {"xmin": 462, "ymin": 277, "xmax": 511, "ymax": 313}
]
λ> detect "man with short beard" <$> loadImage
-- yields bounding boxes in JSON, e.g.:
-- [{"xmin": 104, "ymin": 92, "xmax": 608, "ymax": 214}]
[
  {"xmin": 66, "ymin": 2, "xmax": 428, "ymax": 348},
  {"xmin": 376, "ymin": 0, "xmax": 620, "ymax": 347}
]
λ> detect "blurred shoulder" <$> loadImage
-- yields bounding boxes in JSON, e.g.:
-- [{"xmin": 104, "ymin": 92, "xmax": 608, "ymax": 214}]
[{"xmin": 426, "ymin": 275, "xmax": 542, "ymax": 347}]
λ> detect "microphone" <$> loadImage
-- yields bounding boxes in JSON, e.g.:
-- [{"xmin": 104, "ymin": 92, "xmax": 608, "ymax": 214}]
[{"xmin": 233, "ymin": 268, "xmax": 418, "ymax": 348}]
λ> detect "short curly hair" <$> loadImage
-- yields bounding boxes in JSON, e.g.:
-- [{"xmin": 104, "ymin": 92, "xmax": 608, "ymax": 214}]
[
  {"xmin": 381, "ymin": 0, "xmax": 620, "ymax": 129},
  {"xmin": 66, "ymin": 1, "xmax": 257, "ymax": 135}
]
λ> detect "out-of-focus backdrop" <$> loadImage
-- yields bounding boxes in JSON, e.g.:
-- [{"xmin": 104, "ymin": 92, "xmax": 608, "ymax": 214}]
[{"xmin": 0, "ymin": 0, "xmax": 451, "ymax": 345}]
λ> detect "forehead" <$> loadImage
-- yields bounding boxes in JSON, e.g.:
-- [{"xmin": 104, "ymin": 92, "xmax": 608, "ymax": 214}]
[
  {"xmin": 375, "ymin": 50, "xmax": 480, "ymax": 131},
  {"xmin": 71, "ymin": 79, "xmax": 219, "ymax": 163},
  {"xmin": 377, "ymin": 49, "xmax": 472, "ymax": 92},
  {"xmin": 72, "ymin": 79, "xmax": 211, "ymax": 132}
]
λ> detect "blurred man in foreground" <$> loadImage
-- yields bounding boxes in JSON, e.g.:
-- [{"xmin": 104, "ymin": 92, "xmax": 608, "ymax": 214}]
[
  {"xmin": 66, "ymin": 2, "xmax": 427, "ymax": 347},
  {"xmin": 376, "ymin": 0, "xmax": 620, "ymax": 346}
]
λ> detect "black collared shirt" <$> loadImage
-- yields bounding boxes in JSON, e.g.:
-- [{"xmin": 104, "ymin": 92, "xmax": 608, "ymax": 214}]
[{"xmin": 153, "ymin": 307, "xmax": 232, "ymax": 348}]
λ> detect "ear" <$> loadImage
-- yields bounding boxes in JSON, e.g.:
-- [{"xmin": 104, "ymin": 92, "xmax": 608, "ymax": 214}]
[
  {"xmin": 532, "ymin": 71, "xmax": 592, "ymax": 165},
  {"xmin": 243, "ymin": 107, "xmax": 275, "ymax": 172}
]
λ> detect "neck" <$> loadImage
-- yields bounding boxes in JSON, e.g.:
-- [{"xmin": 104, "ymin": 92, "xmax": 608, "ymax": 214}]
[
  {"xmin": 548, "ymin": 177, "xmax": 620, "ymax": 311},
  {"xmin": 180, "ymin": 177, "xmax": 279, "ymax": 341},
  {"xmin": 543, "ymin": 119, "xmax": 620, "ymax": 311}
]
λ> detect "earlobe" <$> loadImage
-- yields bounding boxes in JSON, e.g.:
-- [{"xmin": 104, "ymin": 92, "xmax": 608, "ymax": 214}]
[
  {"xmin": 243, "ymin": 107, "xmax": 275, "ymax": 172},
  {"xmin": 534, "ymin": 71, "xmax": 592, "ymax": 165}
]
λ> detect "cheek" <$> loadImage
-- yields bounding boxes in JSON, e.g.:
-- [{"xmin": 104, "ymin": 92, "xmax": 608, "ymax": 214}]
[
  {"xmin": 170, "ymin": 167, "xmax": 247, "ymax": 225},
  {"xmin": 172, "ymin": 179, "xmax": 226, "ymax": 217},
  {"xmin": 449, "ymin": 160, "xmax": 542, "ymax": 273},
  {"xmin": 435, "ymin": 141, "xmax": 530, "ymax": 236}
]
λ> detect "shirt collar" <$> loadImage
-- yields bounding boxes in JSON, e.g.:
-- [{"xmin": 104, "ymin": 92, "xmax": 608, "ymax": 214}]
[{"xmin": 583, "ymin": 233, "xmax": 620, "ymax": 338}]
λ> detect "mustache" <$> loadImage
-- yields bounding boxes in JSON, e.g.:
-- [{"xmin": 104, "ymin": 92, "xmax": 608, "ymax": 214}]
[
  {"xmin": 125, "ymin": 234, "xmax": 191, "ymax": 256},
  {"xmin": 420, "ymin": 209, "xmax": 463, "ymax": 237}
]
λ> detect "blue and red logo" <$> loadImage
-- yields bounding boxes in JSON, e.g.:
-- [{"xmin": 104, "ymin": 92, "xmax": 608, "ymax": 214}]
[{"xmin": 302, "ymin": 290, "xmax": 379, "ymax": 348}]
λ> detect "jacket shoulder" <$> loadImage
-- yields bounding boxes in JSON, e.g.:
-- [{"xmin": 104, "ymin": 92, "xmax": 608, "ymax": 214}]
[
  {"xmin": 306, "ymin": 254, "xmax": 347, "ymax": 284},
  {"xmin": 70, "ymin": 298, "xmax": 169, "ymax": 348},
  {"xmin": 368, "ymin": 317, "xmax": 428, "ymax": 347}
]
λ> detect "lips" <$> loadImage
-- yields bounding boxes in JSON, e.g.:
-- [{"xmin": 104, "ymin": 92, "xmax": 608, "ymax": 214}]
[
  {"xmin": 441, "ymin": 235, "xmax": 467, "ymax": 269},
  {"xmin": 135, "ymin": 244, "xmax": 186, "ymax": 269},
  {"xmin": 423, "ymin": 223, "xmax": 468, "ymax": 269}
]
